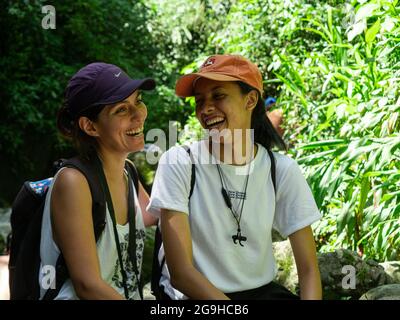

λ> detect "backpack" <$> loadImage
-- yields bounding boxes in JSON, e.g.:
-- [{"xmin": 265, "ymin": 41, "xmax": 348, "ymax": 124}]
[
  {"xmin": 150, "ymin": 146, "xmax": 277, "ymax": 300},
  {"xmin": 8, "ymin": 156, "xmax": 139, "ymax": 300}
]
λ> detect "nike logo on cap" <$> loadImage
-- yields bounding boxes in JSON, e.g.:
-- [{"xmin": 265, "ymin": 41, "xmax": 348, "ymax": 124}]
[{"xmin": 114, "ymin": 71, "xmax": 121, "ymax": 77}]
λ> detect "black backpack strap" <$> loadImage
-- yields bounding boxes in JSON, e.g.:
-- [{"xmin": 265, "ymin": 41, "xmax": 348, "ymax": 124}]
[
  {"xmin": 125, "ymin": 159, "xmax": 139, "ymax": 197},
  {"xmin": 181, "ymin": 145, "xmax": 195, "ymax": 199},
  {"xmin": 42, "ymin": 156, "xmax": 107, "ymax": 300},
  {"xmin": 267, "ymin": 149, "xmax": 277, "ymax": 193},
  {"xmin": 150, "ymin": 224, "xmax": 165, "ymax": 299}
]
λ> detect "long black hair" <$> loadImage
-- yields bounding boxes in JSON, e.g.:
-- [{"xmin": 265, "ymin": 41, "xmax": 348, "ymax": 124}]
[{"xmin": 237, "ymin": 81, "xmax": 286, "ymax": 151}]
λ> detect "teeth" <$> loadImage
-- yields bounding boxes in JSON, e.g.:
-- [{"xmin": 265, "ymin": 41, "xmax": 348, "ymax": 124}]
[
  {"xmin": 126, "ymin": 127, "xmax": 143, "ymax": 136},
  {"xmin": 205, "ymin": 117, "xmax": 225, "ymax": 126}
]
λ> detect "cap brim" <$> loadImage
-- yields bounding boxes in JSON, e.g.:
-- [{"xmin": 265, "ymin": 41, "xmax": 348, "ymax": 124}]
[
  {"xmin": 175, "ymin": 73, "xmax": 240, "ymax": 97},
  {"xmin": 93, "ymin": 78, "xmax": 156, "ymax": 107}
]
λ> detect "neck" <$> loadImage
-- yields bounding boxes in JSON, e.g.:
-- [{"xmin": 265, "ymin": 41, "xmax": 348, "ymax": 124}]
[
  {"xmin": 209, "ymin": 135, "xmax": 256, "ymax": 166},
  {"xmin": 96, "ymin": 149, "xmax": 128, "ymax": 182}
]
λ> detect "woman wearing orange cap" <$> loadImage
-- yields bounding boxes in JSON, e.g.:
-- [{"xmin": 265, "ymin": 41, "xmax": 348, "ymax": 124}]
[{"xmin": 148, "ymin": 55, "xmax": 322, "ymax": 299}]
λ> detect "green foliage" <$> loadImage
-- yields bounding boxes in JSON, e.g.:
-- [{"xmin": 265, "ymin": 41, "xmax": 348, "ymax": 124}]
[
  {"xmin": 180, "ymin": 0, "xmax": 400, "ymax": 261},
  {"xmin": 0, "ymin": 0, "xmax": 156, "ymax": 203},
  {"xmin": 275, "ymin": 1, "xmax": 400, "ymax": 261},
  {"xmin": 0, "ymin": 0, "xmax": 206, "ymax": 204},
  {"xmin": 2, "ymin": 0, "xmax": 399, "ymax": 263}
]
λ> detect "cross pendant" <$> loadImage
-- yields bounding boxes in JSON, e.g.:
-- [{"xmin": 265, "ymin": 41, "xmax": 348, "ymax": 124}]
[{"xmin": 232, "ymin": 231, "xmax": 247, "ymax": 246}]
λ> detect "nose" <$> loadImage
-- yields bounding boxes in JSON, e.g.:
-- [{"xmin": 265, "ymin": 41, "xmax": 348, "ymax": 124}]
[
  {"xmin": 202, "ymin": 98, "xmax": 215, "ymax": 115},
  {"xmin": 131, "ymin": 104, "xmax": 147, "ymax": 122}
]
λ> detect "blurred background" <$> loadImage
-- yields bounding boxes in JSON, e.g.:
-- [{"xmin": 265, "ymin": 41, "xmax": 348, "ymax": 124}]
[{"xmin": 0, "ymin": 0, "xmax": 399, "ymax": 299}]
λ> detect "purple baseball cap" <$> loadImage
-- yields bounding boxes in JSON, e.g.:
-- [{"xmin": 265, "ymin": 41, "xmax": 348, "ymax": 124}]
[{"xmin": 65, "ymin": 62, "xmax": 156, "ymax": 118}]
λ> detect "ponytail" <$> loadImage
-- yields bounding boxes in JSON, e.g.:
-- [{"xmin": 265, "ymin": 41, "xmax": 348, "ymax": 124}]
[
  {"xmin": 237, "ymin": 82, "xmax": 286, "ymax": 151},
  {"xmin": 56, "ymin": 102, "xmax": 75, "ymax": 138},
  {"xmin": 56, "ymin": 101, "xmax": 102, "ymax": 160}
]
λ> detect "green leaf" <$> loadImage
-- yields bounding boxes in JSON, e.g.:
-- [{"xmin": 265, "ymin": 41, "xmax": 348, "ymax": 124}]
[
  {"xmin": 355, "ymin": 3, "xmax": 380, "ymax": 23},
  {"xmin": 365, "ymin": 19, "xmax": 381, "ymax": 44},
  {"xmin": 364, "ymin": 170, "xmax": 400, "ymax": 178},
  {"xmin": 337, "ymin": 202, "xmax": 353, "ymax": 236},
  {"xmin": 299, "ymin": 139, "xmax": 347, "ymax": 150},
  {"xmin": 297, "ymin": 149, "xmax": 337, "ymax": 164},
  {"xmin": 358, "ymin": 177, "xmax": 370, "ymax": 215}
]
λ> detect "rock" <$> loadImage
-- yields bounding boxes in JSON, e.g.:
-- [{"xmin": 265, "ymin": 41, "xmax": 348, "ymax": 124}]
[
  {"xmin": 318, "ymin": 249, "xmax": 394, "ymax": 300},
  {"xmin": 360, "ymin": 284, "xmax": 400, "ymax": 300},
  {"xmin": 379, "ymin": 261, "xmax": 400, "ymax": 283},
  {"xmin": 272, "ymin": 247, "xmax": 396, "ymax": 300},
  {"xmin": 272, "ymin": 240, "xmax": 298, "ymax": 294}
]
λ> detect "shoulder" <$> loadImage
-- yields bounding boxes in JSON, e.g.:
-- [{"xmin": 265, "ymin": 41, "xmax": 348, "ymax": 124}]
[
  {"xmin": 258, "ymin": 148, "xmax": 306, "ymax": 192},
  {"xmin": 269, "ymin": 152, "xmax": 313, "ymax": 198},
  {"xmin": 50, "ymin": 168, "xmax": 94, "ymax": 231},
  {"xmin": 271, "ymin": 151, "xmax": 298, "ymax": 173},
  {"xmin": 256, "ymin": 145, "xmax": 297, "ymax": 173},
  {"xmin": 159, "ymin": 144, "xmax": 194, "ymax": 166},
  {"xmin": 52, "ymin": 167, "xmax": 91, "ymax": 199}
]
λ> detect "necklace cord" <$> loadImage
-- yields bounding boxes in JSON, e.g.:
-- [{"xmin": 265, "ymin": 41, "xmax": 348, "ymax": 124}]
[{"xmin": 216, "ymin": 162, "xmax": 251, "ymax": 235}]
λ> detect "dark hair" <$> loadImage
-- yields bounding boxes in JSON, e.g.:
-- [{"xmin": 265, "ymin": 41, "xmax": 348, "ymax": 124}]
[
  {"xmin": 237, "ymin": 81, "xmax": 286, "ymax": 151},
  {"xmin": 56, "ymin": 102, "xmax": 105, "ymax": 159}
]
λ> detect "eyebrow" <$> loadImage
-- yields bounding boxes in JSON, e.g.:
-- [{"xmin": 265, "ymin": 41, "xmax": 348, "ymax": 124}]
[
  {"xmin": 113, "ymin": 91, "xmax": 142, "ymax": 106},
  {"xmin": 194, "ymin": 86, "xmax": 224, "ymax": 96}
]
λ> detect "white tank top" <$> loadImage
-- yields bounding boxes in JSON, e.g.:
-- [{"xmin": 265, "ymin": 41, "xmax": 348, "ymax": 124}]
[{"xmin": 39, "ymin": 167, "xmax": 145, "ymax": 300}]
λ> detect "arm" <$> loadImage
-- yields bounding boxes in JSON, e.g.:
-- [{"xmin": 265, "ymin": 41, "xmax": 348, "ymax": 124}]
[
  {"xmin": 288, "ymin": 226, "xmax": 322, "ymax": 300},
  {"xmin": 161, "ymin": 209, "xmax": 229, "ymax": 300},
  {"xmin": 51, "ymin": 168, "xmax": 124, "ymax": 300},
  {"xmin": 138, "ymin": 181, "xmax": 158, "ymax": 227}
]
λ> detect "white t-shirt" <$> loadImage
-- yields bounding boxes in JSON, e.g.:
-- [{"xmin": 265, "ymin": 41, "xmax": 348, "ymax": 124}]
[
  {"xmin": 39, "ymin": 167, "xmax": 145, "ymax": 300},
  {"xmin": 147, "ymin": 140, "xmax": 321, "ymax": 298}
]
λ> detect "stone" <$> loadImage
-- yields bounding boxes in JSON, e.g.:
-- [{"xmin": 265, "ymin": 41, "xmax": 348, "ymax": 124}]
[
  {"xmin": 272, "ymin": 246, "xmax": 396, "ymax": 300},
  {"xmin": 379, "ymin": 261, "xmax": 400, "ymax": 284},
  {"xmin": 272, "ymin": 240, "xmax": 298, "ymax": 294},
  {"xmin": 360, "ymin": 284, "xmax": 400, "ymax": 300},
  {"xmin": 318, "ymin": 249, "xmax": 394, "ymax": 300}
]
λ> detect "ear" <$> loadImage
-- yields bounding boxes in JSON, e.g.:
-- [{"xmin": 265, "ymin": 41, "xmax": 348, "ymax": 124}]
[
  {"xmin": 245, "ymin": 90, "xmax": 258, "ymax": 111},
  {"xmin": 78, "ymin": 117, "xmax": 99, "ymax": 137}
]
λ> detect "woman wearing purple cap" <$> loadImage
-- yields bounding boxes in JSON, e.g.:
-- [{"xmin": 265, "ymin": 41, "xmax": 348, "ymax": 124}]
[
  {"xmin": 38, "ymin": 62, "xmax": 158, "ymax": 299},
  {"xmin": 148, "ymin": 55, "xmax": 322, "ymax": 300}
]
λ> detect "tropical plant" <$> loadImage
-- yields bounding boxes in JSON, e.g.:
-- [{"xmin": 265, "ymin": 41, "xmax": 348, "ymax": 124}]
[
  {"xmin": 280, "ymin": 1, "xmax": 400, "ymax": 261},
  {"xmin": 179, "ymin": 0, "xmax": 400, "ymax": 261}
]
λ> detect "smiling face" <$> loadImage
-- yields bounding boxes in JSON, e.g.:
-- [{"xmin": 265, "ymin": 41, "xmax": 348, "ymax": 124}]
[
  {"xmin": 193, "ymin": 78, "xmax": 257, "ymax": 145},
  {"xmin": 92, "ymin": 90, "xmax": 147, "ymax": 155}
]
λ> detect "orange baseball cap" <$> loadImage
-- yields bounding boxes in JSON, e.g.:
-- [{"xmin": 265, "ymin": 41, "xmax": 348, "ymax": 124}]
[{"xmin": 175, "ymin": 54, "xmax": 264, "ymax": 97}]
